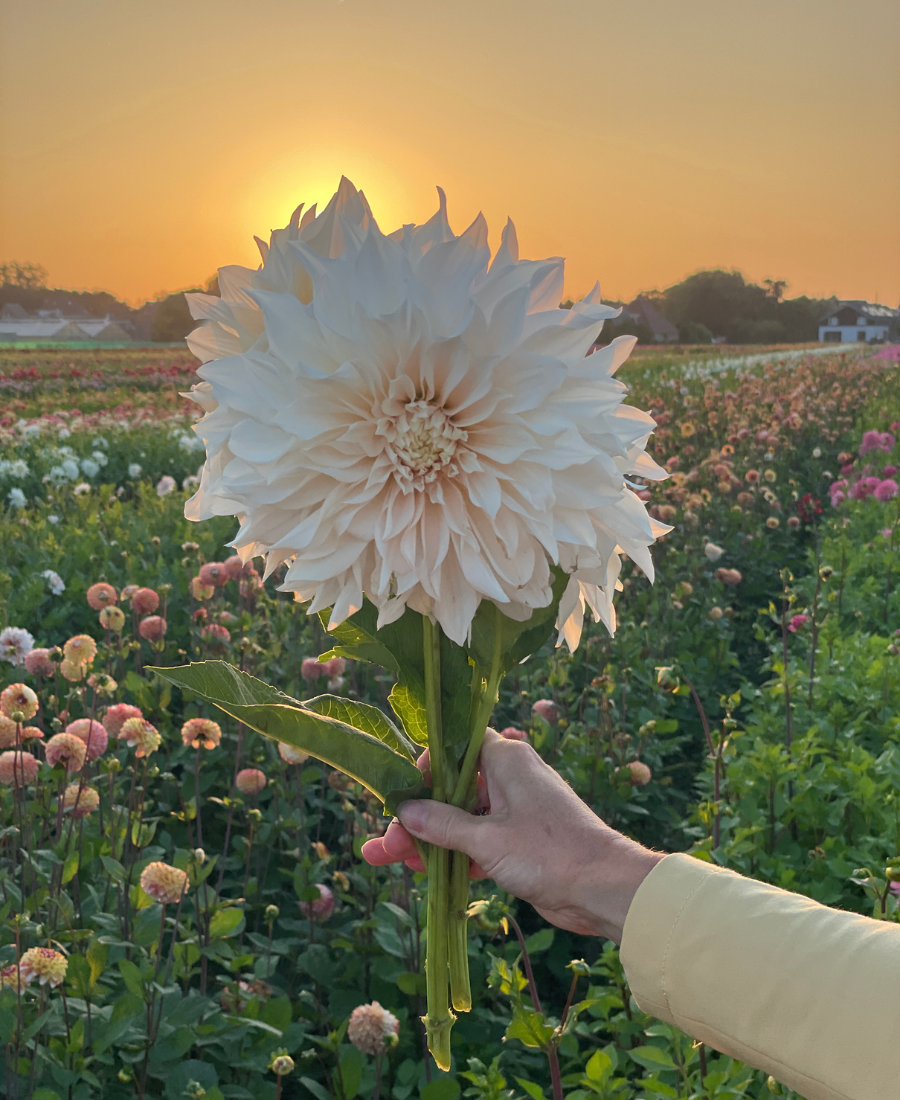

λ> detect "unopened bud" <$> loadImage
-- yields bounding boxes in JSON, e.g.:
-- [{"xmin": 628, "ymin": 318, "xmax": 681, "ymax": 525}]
[
  {"xmin": 193, "ymin": 848, "xmax": 206, "ymax": 864},
  {"xmin": 265, "ymin": 904, "xmax": 280, "ymax": 922},
  {"xmin": 269, "ymin": 1053, "xmax": 295, "ymax": 1077},
  {"xmin": 819, "ymin": 565, "xmax": 833, "ymax": 580},
  {"xmin": 247, "ymin": 808, "xmax": 263, "ymax": 825},
  {"xmin": 567, "ymin": 959, "xmax": 591, "ymax": 976},
  {"xmin": 885, "ymin": 866, "xmax": 900, "ymax": 882}
]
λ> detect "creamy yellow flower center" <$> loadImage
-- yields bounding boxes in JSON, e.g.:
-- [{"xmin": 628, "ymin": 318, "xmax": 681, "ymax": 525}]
[{"xmin": 377, "ymin": 399, "xmax": 467, "ymax": 490}]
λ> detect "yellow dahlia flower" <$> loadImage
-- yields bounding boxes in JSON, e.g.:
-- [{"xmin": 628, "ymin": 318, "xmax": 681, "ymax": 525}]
[
  {"xmin": 63, "ymin": 634, "xmax": 97, "ymax": 666},
  {"xmin": 184, "ymin": 180, "xmax": 667, "ymax": 648},
  {"xmin": 19, "ymin": 947, "xmax": 68, "ymax": 988},
  {"xmin": 140, "ymin": 861, "xmax": 188, "ymax": 904},
  {"xmin": 119, "ymin": 717, "xmax": 161, "ymax": 758}
]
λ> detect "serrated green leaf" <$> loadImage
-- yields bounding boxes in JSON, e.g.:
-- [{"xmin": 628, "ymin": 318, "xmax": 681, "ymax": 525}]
[
  {"xmin": 148, "ymin": 662, "xmax": 424, "ymax": 812},
  {"xmin": 523, "ymin": 927, "xmax": 554, "ymax": 955},
  {"xmin": 504, "ymin": 1006, "xmax": 554, "ymax": 1050},
  {"xmin": 584, "ymin": 1050, "xmax": 612, "ymax": 1083},
  {"xmin": 305, "ymin": 694, "xmax": 417, "ymax": 761}
]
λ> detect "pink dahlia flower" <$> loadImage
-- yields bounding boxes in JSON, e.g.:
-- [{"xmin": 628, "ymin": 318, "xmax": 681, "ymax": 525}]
[
  {"xmin": 86, "ymin": 582, "xmax": 117, "ymax": 610},
  {"xmin": 181, "ymin": 717, "xmax": 222, "ymax": 749},
  {"xmin": 45, "ymin": 733, "xmax": 87, "ymax": 774},
  {"xmin": 198, "ymin": 561, "xmax": 228, "ymax": 587},
  {"xmin": 236, "ymin": 768, "xmax": 266, "ymax": 795},
  {"xmin": 138, "ymin": 615, "xmax": 167, "ymax": 641},
  {"xmin": 63, "ymin": 784, "xmax": 100, "ymax": 817},
  {"xmin": 874, "ymin": 479, "xmax": 898, "ymax": 502},
  {"xmin": 119, "ymin": 717, "xmax": 161, "ymax": 758},
  {"xmin": 532, "ymin": 699, "xmax": 560, "ymax": 725},
  {"xmin": 0, "ymin": 751, "xmax": 39, "ymax": 786},
  {"xmin": 65, "ymin": 718, "xmax": 108, "ymax": 761},
  {"xmin": 103, "ymin": 703, "xmax": 143, "ymax": 737},
  {"xmin": 24, "ymin": 647, "xmax": 56, "ymax": 677},
  {"xmin": 131, "ymin": 587, "xmax": 160, "ymax": 615},
  {"xmin": 299, "ymin": 883, "xmax": 335, "ymax": 922}
]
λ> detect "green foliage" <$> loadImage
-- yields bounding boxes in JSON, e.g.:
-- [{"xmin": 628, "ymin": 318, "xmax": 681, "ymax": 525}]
[{"xmin": 0, "ymin": 344, "xmax": 896, "ymax": 1099}]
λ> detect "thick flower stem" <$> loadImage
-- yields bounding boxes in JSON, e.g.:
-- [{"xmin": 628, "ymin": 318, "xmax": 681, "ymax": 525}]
[
  {"xmin": 422, "ymin": 616, "xmax": 454, "ymax": 1068},
  {"xmin": 448, "ymin": 848, "xmax": 472, "ymax": 1012}
]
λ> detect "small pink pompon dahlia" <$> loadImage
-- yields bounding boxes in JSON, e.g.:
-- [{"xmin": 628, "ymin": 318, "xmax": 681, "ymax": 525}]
[
  {"xmin": 198, "ymin": 561, "xmax": 228, "ymax": 586},
  {"xmin": 183, "ymin": 179, "xmax": 667, "ymax": 649},
  {"xmin": 0, "ymin": 751, "xmax": 39, "ymax": 786},
  {"xmin": 45, "ymin": 733, "xmax": 87, "ymax": 774},
  {"xmin": 86, "ymin": 582, "xmax": 117, "ymax": 609},
  {"xmin": 181, "ymin": 717, "xmax": 222, "ymax": 749},
  {"xmin": 625, "ymin": 760, "xmax": 652, "ymax": 786},
  {"xmin": 348, "ymin": 1001, "xmax": 400, "ymax": 1055},
  {"xmin": 24, "ymin": 647, "xmax": 56, "ymax": 677},
  {"xmin": 103, "ymin": 703, "xmax": 143, "ymax": 737},
  {"xmin": 299, "ymin": 883, "xmax": 334, "ymax": 922},
  {"xmin": 63, "ymin": 634, "xmax": 97, "ymax": 666},
  {"xmin": 531, "ymin": 699, "xmax": 560, "ymax": 725},
  {"xmin": 131, "ymin": 587, "xmax": 160, "ymax": 615},
  {"xmin": 140, "ymin": 861, "xmax": 188, "ymax": 904},
  {"xmin": 0, "ymin": 683, "xmax": 38, "ymax": 721},
  {"xmin": 138, "ymin": 615, "xmax": 167, "ymax": 641},
  {"xmin": 65, "ymin": 718, "xmax": 108, "ymax": 761},
  {"xmin": 236, "ymin": 768, "xmax": 266, "ymax": 795},
  {"xmin": 63, "ymin": 784, "xmax": 100, "ymax": 817},
  {"xmin": 19, "ymin": 947, "xmax": 68, "ymax": 988},
  {"xmin": 118, "ymin": 717, "xmax": 162, "ymax": 758}
]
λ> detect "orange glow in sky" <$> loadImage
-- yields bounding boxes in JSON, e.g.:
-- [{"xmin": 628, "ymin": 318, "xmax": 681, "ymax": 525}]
[{"xmin": 1, "ymin": 0, "xmax": 898, "ymax": 306}]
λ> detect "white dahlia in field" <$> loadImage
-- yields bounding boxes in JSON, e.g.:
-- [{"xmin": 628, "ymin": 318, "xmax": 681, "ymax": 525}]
[{"xmin": 185, "ymin": 179, "xmax": 667, "ymax": 646}]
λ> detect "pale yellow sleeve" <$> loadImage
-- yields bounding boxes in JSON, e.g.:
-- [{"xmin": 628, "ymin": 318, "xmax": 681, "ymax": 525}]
[{"xmin": 619, "ymin": 853, "xmax": 900, "ymax": 1100}]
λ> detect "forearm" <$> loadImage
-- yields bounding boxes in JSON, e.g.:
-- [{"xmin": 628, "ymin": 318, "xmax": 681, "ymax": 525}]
[{"xmin": 620, "ymin": 854, "xmax": 900, "ymax": 1100}]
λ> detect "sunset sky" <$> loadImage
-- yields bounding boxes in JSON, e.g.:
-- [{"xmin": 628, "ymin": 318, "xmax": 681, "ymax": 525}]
[{"xmin": 1, "ymin": 0, "xmax": 898, "ymax": 307}]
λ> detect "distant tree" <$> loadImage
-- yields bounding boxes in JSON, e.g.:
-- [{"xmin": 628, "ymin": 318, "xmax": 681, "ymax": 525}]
[
  {"xmin": 151, "ymin": 291, "xmax": 200, "ymax": 343},
  {"xmin": 676, "ymin": 320, "xmax": 713, "ymax": 344},
  {"xmin": 0, "ymin": 261, "xmax": 48, "ymax": 288},
  {"xmin": 594, "ymin": 314, "xmax": 655, "ymax": 346}
]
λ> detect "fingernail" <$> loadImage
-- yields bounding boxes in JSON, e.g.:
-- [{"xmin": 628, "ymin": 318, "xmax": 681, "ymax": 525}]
[{"xmin": 397, "ymin": 800, "xmax": 428, "ymax": 834}]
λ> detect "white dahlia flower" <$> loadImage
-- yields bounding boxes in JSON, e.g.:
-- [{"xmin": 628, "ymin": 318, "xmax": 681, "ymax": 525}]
[{"xmin": 184, "ymin": 179, "xmax": 668, "ymax": 647}]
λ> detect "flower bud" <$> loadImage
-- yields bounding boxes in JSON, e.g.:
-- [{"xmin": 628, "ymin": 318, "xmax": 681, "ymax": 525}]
[
  {"xmin": 269, "ymin": 1053, "xmax": 295, "ymax": 1077},
  {"xmin": 265, "ymin": 904, "xmax": 280, "ymax": 922}
]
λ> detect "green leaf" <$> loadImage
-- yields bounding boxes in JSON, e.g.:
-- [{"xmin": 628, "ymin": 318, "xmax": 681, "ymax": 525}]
[
  {"xmin": 515, "ymin": 1078, "xmax": 547, "ymax": 1100},
  {"xmin": 504, "ymin": 1006, "xmax": 555, "ymax": 1050},
  {"xmin": 149, "ymin": 661, "xmax": 425, "ymax": 812},
  {"xmin": 467, "ymin": 566, "xmax": 570, "ymax": 676},
  {"xmin": 523, "ymin": 927, "xmax": 555, "ymax": 955},
  {"xmin": 339, "ymin": 1045, "xmax": 364, "ymax": 1100},
  {"xmin": 208, "ymin": 907, "xmax": 244, "ymax": 939},
  {"xmin": 421, "ymin": 1080, "xmax": 461, "ymax": 1100},
  {"xmin": 87, "ymin": 939, "xmax": 109, "ymax": 986},
  {"xmin": 62, "ymin": 850, "xmax": 80, "ymax": 884},
  {"xmin": 301, "ymin": 1077, "xmax": 333, "ymax": 1100},
  {"xmin": 584, "ymin": 1050, "xmax": 612, "ymax": 1084},
  {"xmin": 117, "ymin": 959, "xmax": 144, "ymax": 999},
  {"xmin": 31, "ymin": 1091, "xmax": 61, "ymax": 1100},
  {"xmin": 305, "ymin": 694, "xmax": 418, "ymax": 761},
  {"xmin": 629, "ymin": 1045, "xmax": 677, "ymax": 1072},
  {"xmin": 396, "ymin": 971, "xmax": 428, "ymax": 996}
]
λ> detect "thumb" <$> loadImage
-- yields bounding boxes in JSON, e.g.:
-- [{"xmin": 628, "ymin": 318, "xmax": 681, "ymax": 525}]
[{"xmin": 397, "ymin": 799, "xmax": 483, "ymax": 855}]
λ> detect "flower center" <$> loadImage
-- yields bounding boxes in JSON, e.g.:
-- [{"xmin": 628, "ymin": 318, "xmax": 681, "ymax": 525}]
[{"xmin": 377, "ymin": 399, "xmax": 467, "ymax": 490}]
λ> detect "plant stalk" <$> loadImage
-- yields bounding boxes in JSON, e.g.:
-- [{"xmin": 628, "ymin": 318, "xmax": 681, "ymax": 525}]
[{"xmin": 421, "ymin": 617, "xmax": 453, "ymax": 1069}]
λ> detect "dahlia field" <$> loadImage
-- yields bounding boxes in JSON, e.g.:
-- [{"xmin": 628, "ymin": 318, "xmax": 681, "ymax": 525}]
[{"xmin": 0, "ymin": 343, "xmax": 897, "ymax": 1100}]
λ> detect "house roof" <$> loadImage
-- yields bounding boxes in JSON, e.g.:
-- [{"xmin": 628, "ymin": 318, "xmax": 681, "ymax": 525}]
[
  {"xmin": 818, "ymin": 300, "xmax": 900, "ymax": 324},
  {"xmin": 624, "ymin": 296, "xmax": 679, "ymax": 338}
]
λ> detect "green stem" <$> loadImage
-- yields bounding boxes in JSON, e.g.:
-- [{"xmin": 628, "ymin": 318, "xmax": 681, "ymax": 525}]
[
  {"xmin": 448, "ymin": 849, "xmax": 471, "ymax": 1012},
  {"xmin": 451, "ymin": 605, "xmax": 504, "ymax": 809},
  {"xmin": 422, "ymin": 616, "xmax": 453, "ymax": 1069}
]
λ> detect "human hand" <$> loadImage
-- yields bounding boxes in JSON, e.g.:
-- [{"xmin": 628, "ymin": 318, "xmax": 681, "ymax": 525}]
[{"xmin": 361, "ymin": 729, "xmax": 663, "ymax": 943}]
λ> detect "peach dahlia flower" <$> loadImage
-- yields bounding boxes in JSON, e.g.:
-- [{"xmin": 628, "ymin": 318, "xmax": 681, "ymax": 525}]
[
  {"xmin": 184, "ymin": 179, "xmax": 667, "ymax": 648},
  {"xmin": 19, "ymin": 947, "xmax": 68, "ymax": 988}
]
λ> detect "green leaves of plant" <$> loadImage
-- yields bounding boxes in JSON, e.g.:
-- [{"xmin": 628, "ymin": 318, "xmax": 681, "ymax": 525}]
[{"xmin": 149, "ymin": 662, "xmax": 424, "ymax": 813}]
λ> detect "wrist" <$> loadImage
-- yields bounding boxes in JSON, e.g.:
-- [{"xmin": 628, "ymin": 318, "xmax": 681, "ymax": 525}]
[{"xmin": 578, "ymin": 831, "xmax": 665, "ymax": 943}]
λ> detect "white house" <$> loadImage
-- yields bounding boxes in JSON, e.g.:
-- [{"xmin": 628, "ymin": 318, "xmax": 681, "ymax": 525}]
[
  {"xmin": 0, "ymin": 305, "xmax": 131, "ymax": 342},
  {"xmin": 818, "ymin": 301, "xmax": 899, "ymax": 344}
]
